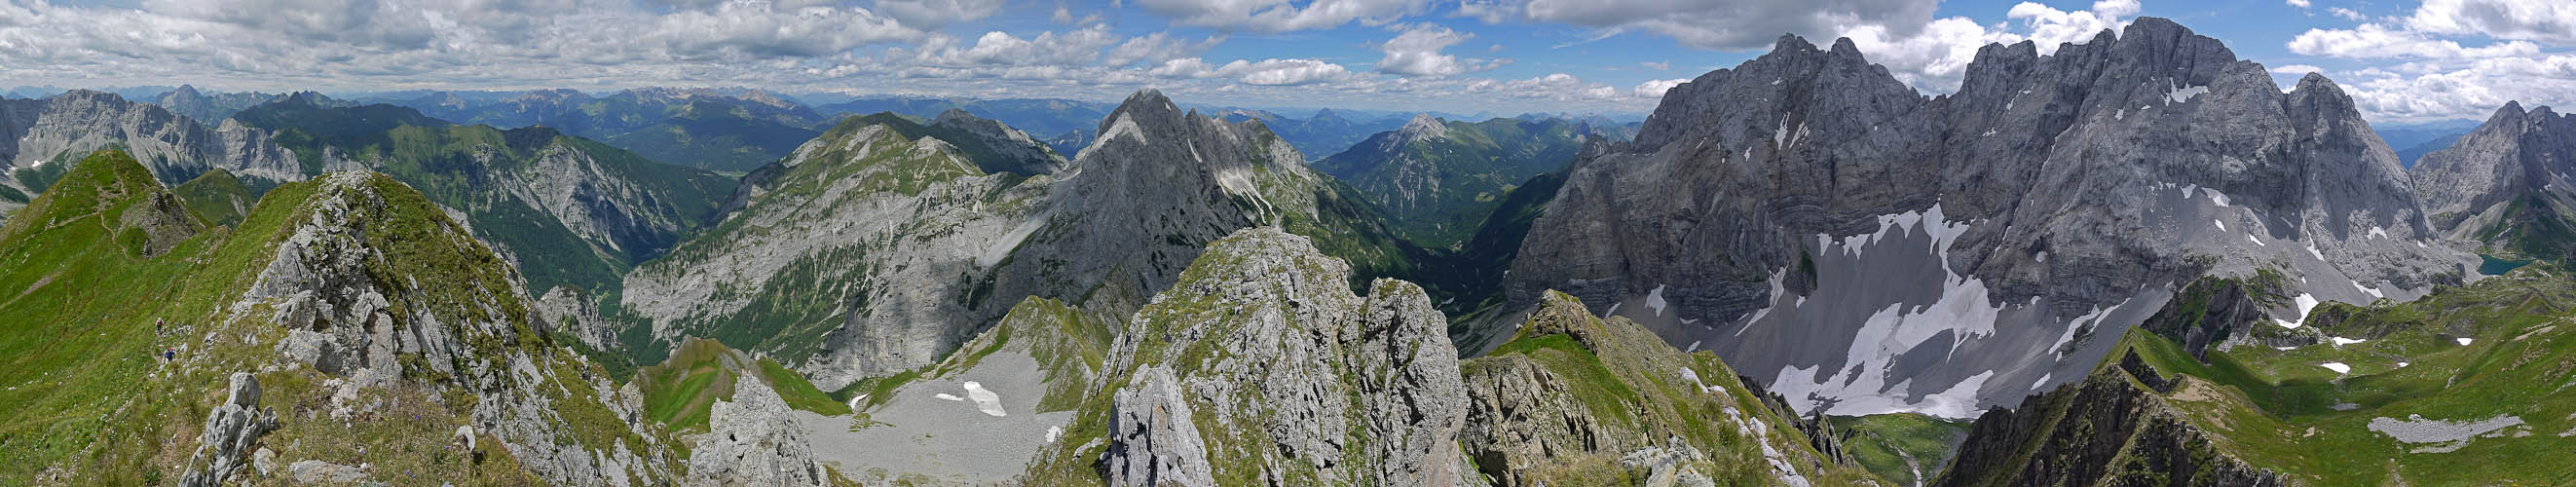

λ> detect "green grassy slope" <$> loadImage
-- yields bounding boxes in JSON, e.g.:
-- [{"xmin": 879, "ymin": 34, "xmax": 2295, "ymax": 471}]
[
  {"xmin": 170, "ymin": 168, "xmax": 254, "ymax": 227},
  {"xmin": 1461, "ymin": 290, "xmax": 1885, "ymax": 486},
  {"xmin": 0, "ymin": 150, "xmax": 603, "ymax": 484},
  {"xmin": 1312, "ymin": 118, "xmax": 1588, "ymax": 248},
  {"xmin": 638, "ymin": 337, "xmax": 850, "ymax": 434},
  {"xmin": 1942, "ymin": 266, "xmax": 2576, "ymax": 486},
  {"xmin": 1831, "ymin": 413, "xmax": 1970, "ymax": 486}
]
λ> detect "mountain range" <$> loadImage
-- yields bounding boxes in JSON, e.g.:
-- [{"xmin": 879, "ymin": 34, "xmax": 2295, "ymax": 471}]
[{"xmin": 7, "ymin": 15, "xmax": 2576, "ymax": 487}]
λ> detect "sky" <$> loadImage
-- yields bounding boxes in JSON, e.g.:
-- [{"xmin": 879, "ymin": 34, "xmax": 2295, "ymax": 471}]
[{"xmin": 0, "ymin": 0, "xmax": 2568, "ymax": 123}]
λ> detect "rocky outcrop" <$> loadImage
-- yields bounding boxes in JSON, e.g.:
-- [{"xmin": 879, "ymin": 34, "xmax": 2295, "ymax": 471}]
[
  {"xmin": 229, "ymin": 171, "xmax": 673, "ymax": 485},
  {"xmin": 535, "ymin": 286, "xmax": 619, "ymax": 351},
  {"xmin": 288, "ymin": 460, "xmax": 367, "ymax": 484},
  {"xmin": 2411, "ymin": 102, "xmax": 2576, "ymax": 258},
  {"xmin": 2137, "ymin": 275, "xmax": 2296, "ymax": 360},
  {"xmin": 1933, "ymin": 350, "xmax": 2288, "ymax": 487},
  {"xmin": 686, "ymin": 378, "xmax": 823, "ymax": 487},
  {"xmin": 629, "ymin": 89, "xmax": 1407, "ymax": 391},
  {"xmin": 0, "ymin": 90, "xmax": 304, "ymax": 191},
  {"xmin": 1504, "ymin": 18, "xmax": 2467, "ymax": 417},
  {"xmin": 1459, "ymin": 291, "xmax": 1869, "ymax": 486},
  {"xmin": 177, "ymin": 373, "xmax": 279, "ymax": 487},
  {"xmin": 1042, "ymin": 227, "xmax": 1473, "ymax": 486}
]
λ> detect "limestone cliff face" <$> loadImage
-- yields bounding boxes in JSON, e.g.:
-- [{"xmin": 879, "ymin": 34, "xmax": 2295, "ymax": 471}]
[
  {"xmin": 237, "ymin": 171, "xmax": 676, "ymax": 485},
  {"xmin": 2410, "ymin": 102, "xmax": 2576, "ymax": 258},
  {"xmin": 686, "ymin": 379, "xmax": 823, "ymax": 487},
  {"xmin": 1504, "ymin": 18, "xmax": 2466, "ymax": 417},
  {"xmin": 0, "ymin": 91, "xmax": 304, "ymax": 216},
  {"xmin": 627, "ymin": 89, "xmax": 1396, "ymax": 391},
  {"xmin": 1029, "ymin": 227, "xmax": 1475, "ymax": 486}
]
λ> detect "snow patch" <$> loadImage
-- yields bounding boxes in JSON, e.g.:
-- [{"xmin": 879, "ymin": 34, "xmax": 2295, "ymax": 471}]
[
  {"xmin": 2332, "ymin": 337, "xmax": 2367, "ymax": 346},
  {"xmin": 1045, "ymin": 426, "xmax": 1063, "ymax": 443},
  {"xmin": 2274, "ymin": 293, "xmax": 2321, "ymax": 329},
  {"xmin": 933, "ymin": 393, "xmax": 963, "ymax": 401},
  {"xmin": 962, "ymin": 381, "xmax": 1006, "ymax": 417},
  {"xmin": 2165, "ymin": 83, "xmax": 2211, "ymax": 104},
  {"xmin": 2247, "ymin": 234, "xmax": 2266, "ymax": 246},
  {"xmin": 2320, "ymin": 362, "xmax": 2351, "ymax": 374},
  {"xmin": 1740, "ymin": 269, "xmax": 1790, "ymax": 334},
  {"xmin": 2369, "ymin": 226, "xmax": 2390, "ymax": 240},
  {"xmin": 1644, "ymin": 284, "xmax": 1669, "ymax": 317},
  {"xmin": 1914, "ymin": 371, "xmax": 1996, "ymax": 420},
  {"xmin": 2031, "ymin": 373, "xmax": 2053, "ymax": 390},
  {"xmin": 2052, "ymin": 300, "xmax": 2127, "ymax": 359},
  {"xmin": 2456, "ymin": 337, "xmax": 2476, "ymax": 346},
  {"xmin": 2353, "ymin": 281, "xmax": 2384, "ymax": 299},
  {"xmin": 2213, "ymin": 219, "xmax": 2226, "ymax": 231},
  {"xmin": 1686, "ymin": 340, "xmax": 1701, "ymax": 353},
  {"xmin": 2305, "ymin": 244, "xmax": 2325, "ymax": 260}
]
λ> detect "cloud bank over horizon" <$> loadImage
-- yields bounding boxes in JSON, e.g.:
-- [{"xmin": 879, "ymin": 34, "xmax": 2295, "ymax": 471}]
[{"xmin": 0, "ymin": 0, "xmax": 2567, "ymax": 121}]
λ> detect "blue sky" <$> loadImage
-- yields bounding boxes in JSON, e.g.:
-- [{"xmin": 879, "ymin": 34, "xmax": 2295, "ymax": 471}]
[{"xmin": 4, "ymin": 0, "xmax": 2569, "ymax": 123}]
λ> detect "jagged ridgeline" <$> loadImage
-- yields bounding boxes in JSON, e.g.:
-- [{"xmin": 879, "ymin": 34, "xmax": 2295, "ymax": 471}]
[
  {"xmin": 0, "ymin": 150, "xmax": 677, "ymax": 485},
  {"xmin": 0, "ymin": 90, "xmax": 307, "ymax": 219},
  {"xmin": 233, "ymin": 94, "xmax": 735, "ymax": 299},
  {"xmin": 1010, "ymin": 228, "xmax": 1880, "ymax": 486},
  {"xmin": 2413, "ymin": 101, "xmax": 2576, "ymax": 262},
  {"xmin": 1501, "ymin": 18, "xmax": 2472, "ymax": 419},
  {"xmin": 625, "ymin": 90, "xmax": 1424, "ymax": 391}
]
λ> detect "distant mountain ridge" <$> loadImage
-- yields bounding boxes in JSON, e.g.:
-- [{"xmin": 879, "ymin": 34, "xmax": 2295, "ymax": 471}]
[
  {"xmin": 0, "ymin": 90, "xmax": 306, "ymax": 218},
  {"xmin": 363, "ymin": 87, "xmax": 833, "ymax": 172},
  {"xmin": 1314, "ymin": 114, "xmax": 1605, "ymax": 247}
]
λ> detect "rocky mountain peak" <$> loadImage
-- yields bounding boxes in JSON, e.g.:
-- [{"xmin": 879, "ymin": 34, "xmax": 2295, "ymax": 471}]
[
  {"xmin": 1100, "ymin": 89, "xmax": 1180, "ymax": 134},
  {"xmin": 1395, "ymin": 113, "xmax": 1447, "ymax": 141},
  {"xmin": 1508, "ymin": 15, "xmax": 2466, "ymax": 420}
]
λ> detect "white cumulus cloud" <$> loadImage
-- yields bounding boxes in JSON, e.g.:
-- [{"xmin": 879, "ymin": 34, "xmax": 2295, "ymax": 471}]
[
  {"xmin": 1374, "ymin": 23, "xmax": 1505, "ymax": 77},
  {"xmin": 1133, "ymin": 0, "xmax": 1431, "ymax": 32}
]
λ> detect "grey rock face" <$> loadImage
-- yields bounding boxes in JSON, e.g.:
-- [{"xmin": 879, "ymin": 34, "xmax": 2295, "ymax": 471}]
[
  {"xmin": 629, "ymin": 89, "xmax": 1344, "ymax": 390},
  {"xmin": 2411, "ymin": 102, "xmax": 2576, "ymax": 249},
  {"xmin": 0, "ymin": 90, "xmax": 304, "ymax": 192},
  {"xmin": 1103, "ymin": 365, "xmax": 1217, "ymax": 487},
  {"xmin": 621, "ymin": 116, "xmax": 1061, "ymax": 389},
  {"xmin": 1505, "ymin": 18, "xmax": 2467, "ymax": 417},
  {"xmin": 178, "ymin": 373, "xmax": 279, "ymax": 487},
  {"xmin": 534, "ymin": 286, "xmax": 618, "ymax": 352},
  {"xmin": 228, "ymin": 171, "xmax": 672, "ymax": 486},
  {"xmin": 1092, "ymin": 228, "xmax": 1471, "ymax": 486},
  {"xmin": 287, "ymin": 460, "xmax": 368, "ymax": 484},
  {"xmin": 686, "ymin": 378, "xmax": 824, "ymax": 487}
]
